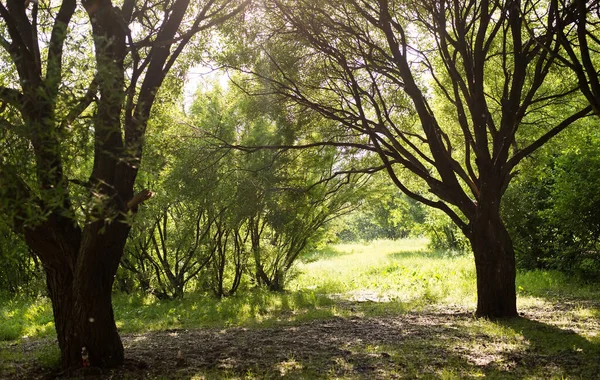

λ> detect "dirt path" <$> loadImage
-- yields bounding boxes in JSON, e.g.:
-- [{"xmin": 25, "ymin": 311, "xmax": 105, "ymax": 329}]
[{"xmin": 3, "ymin": 303, "xmax": 599, "ymax": 379}]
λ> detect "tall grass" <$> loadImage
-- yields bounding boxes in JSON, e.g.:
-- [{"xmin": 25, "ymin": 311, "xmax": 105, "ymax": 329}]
[
  {"xmin": 112, "ymin": 289, "xmax": 336, "ymax": 333},
  {"xmin": 0, "ymin": 297, "xmax": 54, "ymax": 341}
]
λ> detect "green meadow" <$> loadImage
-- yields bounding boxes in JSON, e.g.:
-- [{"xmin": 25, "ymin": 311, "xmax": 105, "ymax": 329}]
[{"xmin": 1, "ymin": 239, "xmax": 599, "ymax": 378}]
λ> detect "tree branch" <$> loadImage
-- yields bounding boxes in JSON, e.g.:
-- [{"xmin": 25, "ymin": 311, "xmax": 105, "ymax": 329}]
[
  {"xmin": 0, "ymin": 86, "xmax": 25, "ymax": 113},
  {"xmin": 45, "ymin": 0, "xmax": 77, "ymax": 101},
  {"xmin": 504, "ymin": 105, "xmax": 593, "ymax": 175},
  {"xmin": 127, "ymin": 189, "xmax": 155, "ymax": 212}
]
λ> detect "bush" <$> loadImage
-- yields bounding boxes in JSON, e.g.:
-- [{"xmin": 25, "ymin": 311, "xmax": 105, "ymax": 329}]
[
  {"xmin": 333, "ymin": 184, "xmax": 426, "ymax": 242},
  {"xmin": 0, "ymin": 225, "xmax": 45, "ymax": 297},
  {"xmin": 423, "ymin": 208, "xmax": 469, "ymax": 252},
  {"xmin": 503, "ymin": 138, "xmax": 600, "ymax": 281}
]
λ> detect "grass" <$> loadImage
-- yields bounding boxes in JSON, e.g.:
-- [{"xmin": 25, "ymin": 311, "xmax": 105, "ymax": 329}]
[
  {"xmin": 293, "ymin": 238, "xmax": 477, "ymax": 307},
  {"xmin": 3, "ymin": 239, "xmax": 598, "ymax": 339},
  {"xmin": 1, "ymin": 238, "xmax": 600, "ymax": 378},
  {"xmin": 112, "ymin": 288, "xmax": 338, "ymax": 333},
  {"xmin": 0, "ymin": 296, "xmax": 55, "ymax": 341}
]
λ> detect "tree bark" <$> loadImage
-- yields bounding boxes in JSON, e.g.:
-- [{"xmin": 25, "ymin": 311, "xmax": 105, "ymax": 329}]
[
  {"xmin": 52, "ymin": 268, "xmax": 124, "ymax": 368},
  {"xmin": 22, "ymin": 192, "xmax": 151, "ymax": 368},
  {"xmin": 0, "ymin": 0, "xmax": 247, "ymax": 370},
  {"xmin": 469, "ymin": 205, "xmax": 518, "ymax": 318}
]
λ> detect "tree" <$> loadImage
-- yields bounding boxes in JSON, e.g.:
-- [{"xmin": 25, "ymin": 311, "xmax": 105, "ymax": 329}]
[
  {"xmin": 503, "ymin": 127, "xmax": 600, "ymax": 280},
  {"xmin": 123, "ymin": 200, "xmax": 215, "ymax": 299},
  {"xmin": 249, "ymin": 148, "xmax": 364, "ymax": 291},
  {"xmin": 225, "ymin": 0, "xmax": 594, "ymax": 317},
  {"xmin": 550, "ymin": 0, "xmax": 600, "ymax": 114},
  {"xmin": 333, "ymin": 173, "xmax": 426, "ymax": 242},
  {"xmin": 0, "ymin": 223, "xmax": 44, "ymax": 297},
  {"xmin": 181, "ymin": 83, "xmax": 365, "ymax": 293},
  {"xmin": 0, "ymin": 0, "xmax": 248, "ymax": 368},
  {"xmin": 197, "ymin": 81, "xmax": 367, "ymax": 292}
]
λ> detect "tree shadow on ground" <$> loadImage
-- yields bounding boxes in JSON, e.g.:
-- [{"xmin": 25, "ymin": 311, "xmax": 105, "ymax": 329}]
[
  {"xmin": 496, "ymin": 316, "xmax": 600, "ymax": 379},
  {"xmin": 4, "ymin": 305, "xmax": 599, "ymax": 379},
  {"xmin": 62, "ymin": 309, "xmax": 600, "ymax": 378}
]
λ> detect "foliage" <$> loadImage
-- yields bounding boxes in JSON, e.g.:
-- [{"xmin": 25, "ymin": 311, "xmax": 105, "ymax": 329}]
[
  {"xmin": 0, "ymin": 224, "xmax": 45, "ymax": 298},
  {"xmin": 422, "ymin": 209, "xmax": 469, "ymax": 252},
  {"xmin": 4, "ymin": 239, "xmax": 600, "ymax": 341},
  {"xmin": 0, "ymin": 0, "xmax": 250, "ymax": 367},
  {"xmin": 220, "ymin": 0, "xmax": 600, "ymax": 317},
  {"xmin": 504, "ymin": 130, "xmax": 600, "ymax": 280},
  {"xmin": 333, "ymin": 173, "xmax": 427, "ymax": 242},
  {"xmin": 121, "ymin": 200, "xmax": 215, "ymax": 299},
  {"xmin": 119, "ymin": 83, "xmax": 366, "ymax": 296}
]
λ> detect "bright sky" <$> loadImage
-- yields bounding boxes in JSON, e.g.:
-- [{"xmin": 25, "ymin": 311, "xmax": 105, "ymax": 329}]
[{"xmin": 183, "ymin": 64, "xmax": 230, "ymax": 111}]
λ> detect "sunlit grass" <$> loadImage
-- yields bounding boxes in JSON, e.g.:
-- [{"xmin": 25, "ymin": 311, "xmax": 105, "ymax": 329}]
[
  {"xmin": 112, "ymin": 288, "xmax": 338, "ymax": 334},
  {"xmin": 292, "ymin": 238, "xmax": 478, "ymax": 308},
  {"xmin": 2, "ymin": 238, "xmax": 600, "ymax": 378},
  {"xmin": 2, "ymin": 238, "xmax": 599, "ymax": 342},
  {"xmin": 517, "ymin": 269, "xmax": 600, "ymax": 299},
  {"xmin": 0, "ymin": 297, "xmax": 54, "ymax": 341}
]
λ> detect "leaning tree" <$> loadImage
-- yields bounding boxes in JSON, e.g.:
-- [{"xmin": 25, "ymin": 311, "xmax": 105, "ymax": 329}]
[
  {"xmin": 0, "ymin": 0, "xmax": 248, "ymax": 368},
  {"xmin": 226, "ymin": 0, "xmax": 594, "ymax": 317}
]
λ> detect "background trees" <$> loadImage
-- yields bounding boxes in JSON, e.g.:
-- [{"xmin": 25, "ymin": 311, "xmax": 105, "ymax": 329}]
[
  {"xmin": 116, "ymin": 83, "xmax": 366, "ymax": 298},
  {"xmin": 504, "ymin": 123, "xmax": 600, "ymax": 281},
  {"xmin": 333, "ymin": 173, "xmax": 427, "ymax": 242},
  {"xmin": 0, "ymin": 224, "xmax": 43, "ymax": 297},
  {"xmin": 1, "ymin": 0, "xmax": 599, "ymax": 370}
]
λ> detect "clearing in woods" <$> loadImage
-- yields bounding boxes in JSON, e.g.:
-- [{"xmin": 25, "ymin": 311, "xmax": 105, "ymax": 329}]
[{"xmin": 1, "ymin": 239, "xmax": 599, "ymax": 379}]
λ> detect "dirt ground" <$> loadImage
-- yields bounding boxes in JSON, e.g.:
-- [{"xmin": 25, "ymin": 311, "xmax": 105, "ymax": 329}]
[{"xmin": 3, "ymin": 302, "xmax": 599, "ymax": 379}]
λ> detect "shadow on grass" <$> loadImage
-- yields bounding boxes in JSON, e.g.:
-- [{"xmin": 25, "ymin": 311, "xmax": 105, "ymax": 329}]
[
  {"xmin": 497, "ymin": 318, "xmax": 600, "ymax": 372},
  {"xmin": 4, "ymin": 304, "xmax": 600, "ymax": 379},
  {"xmin": 496, "ymin": 316, "xmax": 600, "ymax": 379},
  {"xmin": 114, "ymin": 289, "xmax": 338, "ymax": 334},
  {"xmin": 108, "ymin": 310, "xmax": 600, "ymax": 379}
]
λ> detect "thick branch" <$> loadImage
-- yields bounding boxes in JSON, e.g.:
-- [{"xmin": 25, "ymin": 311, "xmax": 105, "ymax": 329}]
[
  {"xmin": 127, "ymin": 189, "xmax": 155, "ymax": 212},
  {"xmin": 45, "ymin": 0, "xmax": 77, "ymax": 101},
  {"xmin": 504, "ymin": 105, "xmax": 592, "ymax": 175},
  {"xmin": 0, "ymin": 86, "xmax": 24, "ymax": 112}
]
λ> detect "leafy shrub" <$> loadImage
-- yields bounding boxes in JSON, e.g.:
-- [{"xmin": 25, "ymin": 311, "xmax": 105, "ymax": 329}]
[
  {"xmin": 422, "ymin": 209, "xmax": 469, "ymax": 252},
  {"xmin": 504, "ymin": 137, "xmax": 600, "ymax": 280},
  {"xmin": 333, "ymin": 179, "xmax": 426, "ymax": 242},
  {"xmin": 0, "ymin": 225, "xmax": 45, "ymax": 297}
]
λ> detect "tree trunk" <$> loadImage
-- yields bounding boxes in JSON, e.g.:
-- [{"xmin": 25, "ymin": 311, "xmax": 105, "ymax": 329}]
[
  {"xmin": 27, "ymin": 216, "xmax": 129, "ymax": 368},
  {"xmin": 51, "ymin": 273, "xmax": 124, "ymax": 368},
  {"xmin": 45, "ymin": 265, "xmax": 77, "ymax": 368},
  {"xmin": 469, "ymin": 206, "xmax": 518, "ymax": 318}
]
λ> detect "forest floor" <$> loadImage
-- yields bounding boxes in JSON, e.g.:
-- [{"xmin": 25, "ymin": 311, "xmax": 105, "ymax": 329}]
[
  {"xmin": 2, "ymin": 240, "xmax": 599, "ymax": 379},
  {"xmin": 2, "ymin": 299, "xmax": 599, "ymax": 379}
]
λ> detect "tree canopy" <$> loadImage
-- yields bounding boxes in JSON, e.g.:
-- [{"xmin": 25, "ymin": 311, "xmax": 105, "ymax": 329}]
[{"xmin": 2, "ymin": 0, "xmax": 600, "ymax": 370}]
